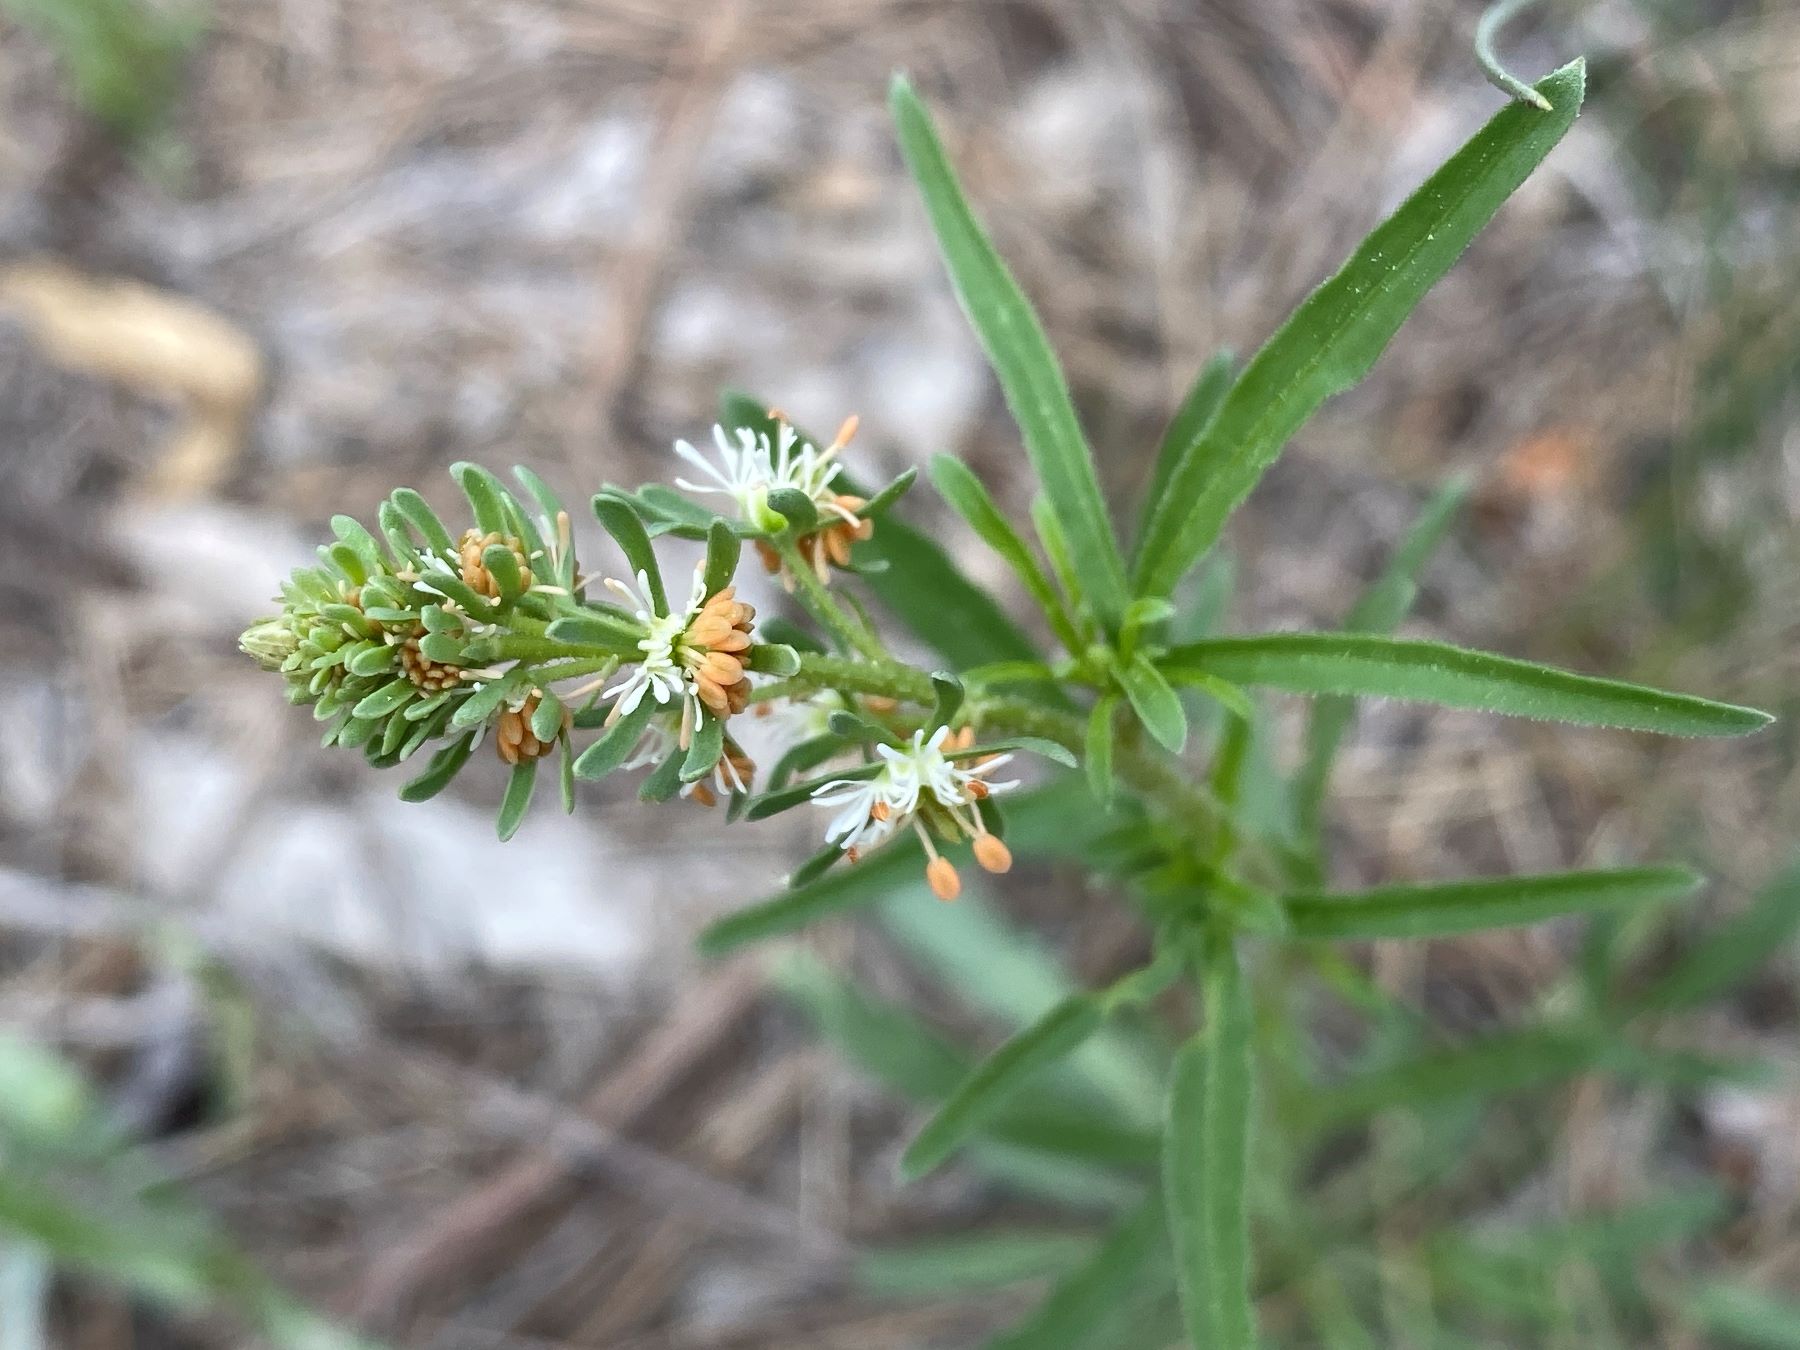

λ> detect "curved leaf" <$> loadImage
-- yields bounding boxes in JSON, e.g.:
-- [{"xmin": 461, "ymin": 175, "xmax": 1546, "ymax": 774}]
[
  {"xmin": 1134, "ymin": 62, "xmax": 1587, "ymax": 599},
  {"xmin": 892, "ymin": 75, "xmax": 1128, "ymax": 626},
  {"xmin": 1164, "ymin": 633, "xmax": 1770, "ymax": 737},
  {"xmin": 1117, "ymin": 653, "xmax": 1187, "ymax": 753},
  {"xmin": 1135, "ymin": 349, "xmax": 1233, "ymax": 558},
  {"xmin": 1285, "ymin": 866, "xmax": 1700, "ymax": 940},
  {"xmin": 931, "ymin": 454, "xmax": 1080, "ymax": 650},
  {"xmin": 900, "ymin": 995, "xmax": 1105, "ymax": 1180},
  {"xmin": 1165, "ymin": 936, "xmax": 1256, "ymax": 1350}
]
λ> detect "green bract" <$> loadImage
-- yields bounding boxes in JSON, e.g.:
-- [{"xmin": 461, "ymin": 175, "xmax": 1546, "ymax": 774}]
[{"xmin": 240, "ymin": 58, "xmax": 1778, "ymax": 1350}]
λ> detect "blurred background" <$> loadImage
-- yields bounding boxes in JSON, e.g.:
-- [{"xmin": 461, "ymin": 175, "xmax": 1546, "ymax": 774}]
[{"xmin": 1, "ymin": 0, "xmax": 1798, "ymax": 1345}]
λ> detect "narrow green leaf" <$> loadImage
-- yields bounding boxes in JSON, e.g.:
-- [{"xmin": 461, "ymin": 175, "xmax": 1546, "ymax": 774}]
[
  {"xmin": 544, "ymin": 610, "xmax": 642, "ymax": 651},
  {"xmin": 351, "ymin": 680, "xmax": 412, "ymax": 721},
  {"xmin": 1134, "ymin": 62, "xmax": 1588, "ymax": 599},
  {"xmin": 495, "ymin": 760, "xmax": 536, "ymax": 841},
  {"xmin": 376, "ymin": 504, "xmax": 421, "ymax": 568},
  {"xmin": 1632, "ymin": 857, "xmax": 1800, "ymax": 1014},
  {"xmin": 329, "ymin": 515, "xmax": 382, "ymax": 571},
  {"xmin": 324, "ymin": 541, "xmax": 367, "ymax": 587},
  {"xmin": 1165, "ymin": 935, "xmax": 1256, "ymax": 1350},
  {"xmin": 987, "ymin": 1198, "xmax": 1169, "ymax": 1350},
  {"xmin": 703, "ymin": 519, "xmax": 741, "ymax": 597},
  {"xmin": 1030, "ymin": 495, "xmax": 1084, "ymax": 618},
  {"xmin": 571, "ymin": 697, "xmax": 654, "ymax": 779},
  {"xmin": 639, "ymin": 747, "xmax": 685, "ymax": 802},
  {"xmin": 1136, "ymin": 349, "xmax": 1233, "ymax": 559},
  {"xmin": 681, "ymin": 711, "xmax": 724, "ymax": 783},
  {"xmin": 411, "ymin": 566, "xmax": 495, "ymax": 617},
  {"xmin": 592, "ymin": 491, "xmax": 666, "ymax": 615},
  {"xmin": 1165, "ymin": 633, "xmax": 1771, "ymax": 737},
  {"xmin": 746, "ymin": 642, "xmax": 800, "ymax": 676},
  {"xmin": 946, "ymin": 735, "xmax": 1078, "ymax": 768},
  {"xmin": 1286, "ymin": 866, "xmax": 1699, "ymax": 940},
  {"xmin": 511, "ymin": 464, "xmax": 565, "ymax": 528},
  {"xmin": 929, "ymin": 671, "xmax": 965, "ymax": 729},
  {"xmin": 417, "ymin": 633, "xmax": 464, "ymax": 665},
  {"xmin": 891, "ymin": 75, "xmax": 1128, "ymax": 626},
  {"xmin": 528, "ymin": 689, "xmax": 564, "ymax": 743},
  {"xmin": 1085, "ymin": 694, "xmax": 1117, "ymax": 808},
  {"xmin": 931, "ymin": 454, "xmax": 1080, "ymax": 650},
  {"xmin": 775, "ymin": 953, "xmax": 1155, "ymax": 1175},
  {"xmin": 857, "ymin": 1230, "xmax": 1095, "ymax": 1301},
  {"xmin": 745, "ymin": 762, "xmax": 883, "ymax": 822},
  {"xmin": 450, "ymin": 670, "xmax": 525, "ymax": 730},
  {"xmin": 1164, "ymin": 668, "xmax": 1252, "ymax": 721},
  {"xmin": 390, "ymin": 488, "xmax": 456, "ymax": 555},
  {"xmin": 345, "ymin": 643, "xmax": 396, "ymax": 678},
  {"xmin": 721, "ymin": 391, "xmax": 1042, "ymax": 670},
  {"xmin": 451, "ymin": 461, "xmax": 507, "ymax": 536},
  {"xmin": 481, "ymin": 543, "xmax": 523, "ymax": 602},
  {"xmin": 901, "ymin": 996, "xmax": 1106, "ymax": 1179},
  {"xmin": 1310, "ymin": 1023, "xmax": 1723, "ymax": 1124},
  {"xmin": 766, "ymin": 486, "xmax": 819, "ymax": 533},
  {"xmin": 880, "ymin": 885, "xmax": 1168, "ymax": 1124},
  {"xmin": 1117, "ymin": 653, "xmax": 1187, "ymax": 753}
]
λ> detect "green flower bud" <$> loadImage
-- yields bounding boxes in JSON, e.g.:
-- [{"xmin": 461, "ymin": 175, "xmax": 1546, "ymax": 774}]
[{"xmin": 238, "ymin": 617, "xmax": 297, "ymax": 670}]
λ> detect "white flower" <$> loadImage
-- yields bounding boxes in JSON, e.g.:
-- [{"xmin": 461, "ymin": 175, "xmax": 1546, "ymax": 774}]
[
  {"xmin": 811, "ymin": 727, "xmax": 1016, "ymax": 859},
  {"xmin": 672, "ymin": 420, "xmax": 861, "ymax": 530},
  {"xmin": 600, "ymin": 568, "xmax": 704, "ymax": 720},
  {"xmin": 621, "ymin": 710, "xmax": 753, "ymax": 803}
]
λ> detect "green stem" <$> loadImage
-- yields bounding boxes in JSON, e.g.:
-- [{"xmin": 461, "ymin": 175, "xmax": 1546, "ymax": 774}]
[
  {"xmin": 792, "ymin": 652, "xmax": 935, "ymax": 704},
  {"xmin": 777, "ymin": 541, "xmax": 885, "ymax": 660},
  {"xmin": 524, "ymin": 655, "xmax": 618, "ymax": 686}
]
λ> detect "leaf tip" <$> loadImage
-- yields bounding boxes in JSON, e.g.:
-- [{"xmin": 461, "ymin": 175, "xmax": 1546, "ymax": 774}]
[{"xmin": 896, "ymin": 1136, "xmax": 938, "ymax": 1183}]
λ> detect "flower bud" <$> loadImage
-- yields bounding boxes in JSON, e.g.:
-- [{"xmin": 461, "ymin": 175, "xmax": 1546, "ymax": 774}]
[{"xmin": 238, "ymin": 618, "xmax": 297, "ymax": 671}]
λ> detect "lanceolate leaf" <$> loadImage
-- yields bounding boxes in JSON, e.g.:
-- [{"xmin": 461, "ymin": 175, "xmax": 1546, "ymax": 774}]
[
  {"xmin": 1136, "ymin": 350, "xmax": 1233, "ymax": 559},
  {"xmin": 856, "ymin": 1231, "xmax": 1095, "ymax": 1300},
  {"xmin": 1285, "ymin": 866, "xmax": 1700, "ymax": 940},
  {"xmin": 1310, "ymin": 1023, "xmax": 1762, "ymax": 1125},
  {"xmin": 571, "ymin": 697, "xmax": 654, "ymax": 780},
  {"xmin": 987, "ymin": 1199, "xmax": 1172, "ymax": 1350},
  {"xmin": 1630, "ymin": 857, "xmax": 1800, "ymax": 1014},
  {"xmin": 1165, "ymin": 936, "xmax": 1256, "ymax": 1350},
  {"xmin": 1117, "ymin": 653, "xmax": 1188, "ymax": 753},
  {"xmin": 1164, "ymin": 633, "xmax": 1771, "ymax": 737},
  {"xmin": 900, "ymin": 995, "xmax": 1105, "ymax": 1180},
  {"xmin": 775, "ymin": 953, "xmax": 1156, "ymax": 1174},
  {"xmin": 495, "ymin": 760, "xmax": 537, "ymax": 841},
  {"xmin": 891, "ymin": 75, "xmax": 1129, "ymax": 626},
  {"xmin": 592, "ymin": 491, "xmax": 666, "ymax": 615},
  {"xmin": 931, "ymin": 454, "xmax": 1081, "ymax": 651},
  {"xmin": 1134, "ymin": 63, "xmax": 1587, "ymax": 600}
]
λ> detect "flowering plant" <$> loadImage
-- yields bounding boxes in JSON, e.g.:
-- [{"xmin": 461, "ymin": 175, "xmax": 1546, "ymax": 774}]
[{"xmin": 242, "ymin": 62, "xmax": 1772, "ymax": 1347}]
